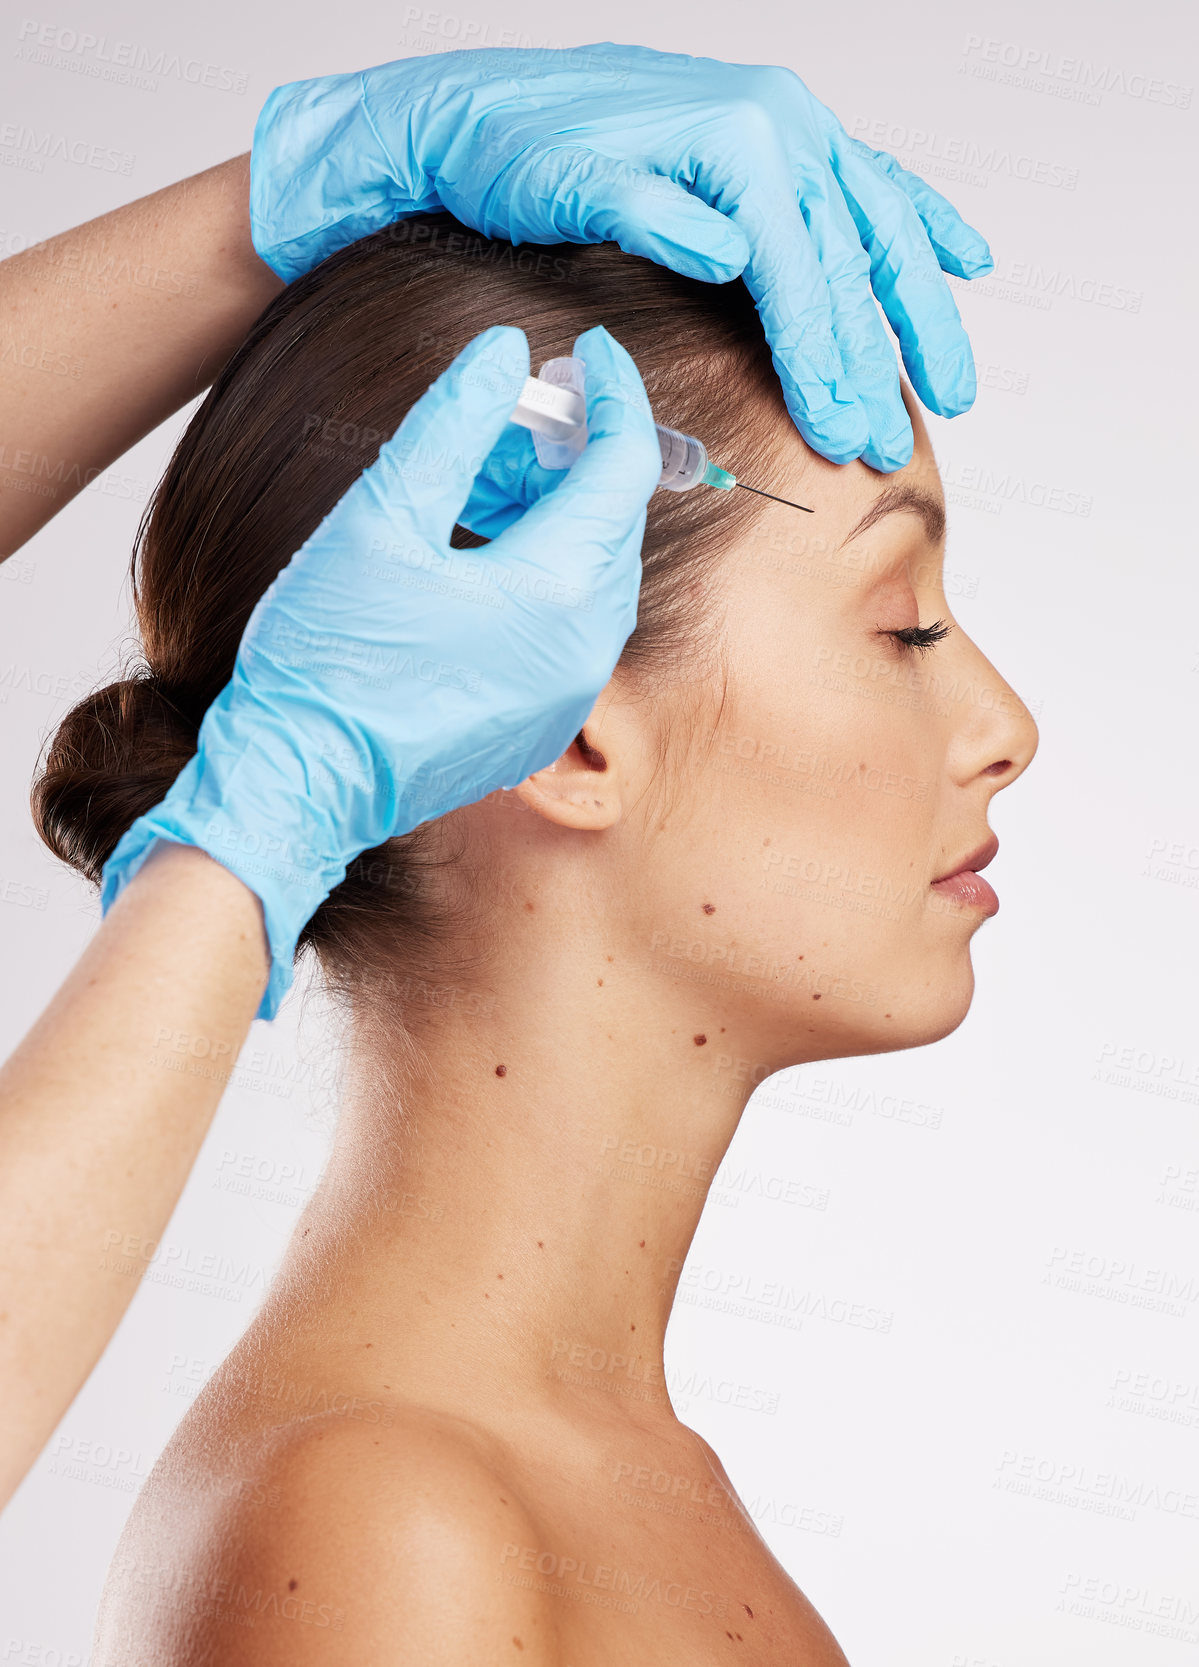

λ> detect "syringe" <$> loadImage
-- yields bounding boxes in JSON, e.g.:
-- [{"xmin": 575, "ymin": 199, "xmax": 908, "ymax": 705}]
[{"xmin": 510, "ymin": 359, "xmax": 813, "ymax": 511}]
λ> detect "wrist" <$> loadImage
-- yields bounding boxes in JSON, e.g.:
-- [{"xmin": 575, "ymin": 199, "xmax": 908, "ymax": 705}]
[
  {"xmin": 218, "ymin": 152, "xmax": 286, "ymax": 298},
  {"xmin": 100, "ymin": 730, "xmax": 347, "ymax": 1021},
  {"xmin": 126, "ymin": 842, "xmax": 269, "ymax": 968}
]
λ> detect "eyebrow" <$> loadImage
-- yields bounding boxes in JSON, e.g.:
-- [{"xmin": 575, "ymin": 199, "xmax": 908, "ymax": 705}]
[{"xmin": 838, "ymin": 483, "xmax": 947, "ymax": 551}]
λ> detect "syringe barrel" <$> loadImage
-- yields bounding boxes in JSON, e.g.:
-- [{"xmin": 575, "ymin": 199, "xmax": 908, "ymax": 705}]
[
  {"xmin": 656, "ymin": 425, "xmax": 709, "ymax": 492},
  {"xmin": 511, "ymin": 377, "xmax": 715, "ymax": 492}
]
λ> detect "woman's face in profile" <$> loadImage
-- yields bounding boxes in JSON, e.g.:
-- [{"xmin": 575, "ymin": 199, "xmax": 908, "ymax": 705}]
[{"xmin": 559, "ymin": 383, "xmax": 1040, "ymax": 1077}]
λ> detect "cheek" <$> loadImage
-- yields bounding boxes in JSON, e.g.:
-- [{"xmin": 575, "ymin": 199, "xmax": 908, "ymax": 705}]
[
  {"xmin": 626, "ymin": 585, "xmax": 976, "ymax": 1063},
  {"xmin": 672, "ymin": 597, "xmax": 952, "ymax": 985},
  {"xmin": 708, "ymin": 596, "xmax": 939, "ymax": 869}
]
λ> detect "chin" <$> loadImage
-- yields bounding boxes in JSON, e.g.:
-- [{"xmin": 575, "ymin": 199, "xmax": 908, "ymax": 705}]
[
  {"xmin": 839, "ymin": 955, "xmax": 978, "ymax": 1060},
  {"xmin": 892, "ymin": 957, "xmax": 978, "ymax": 1051},
  {"xmin": 773, "ymin": 946, "xmax": 979, "ymax": 1067}
]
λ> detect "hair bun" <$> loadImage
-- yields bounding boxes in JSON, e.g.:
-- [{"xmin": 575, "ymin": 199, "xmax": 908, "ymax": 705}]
[{"xmin": 32, "ymin": 674, "xmax": 199, "ymax": 886}]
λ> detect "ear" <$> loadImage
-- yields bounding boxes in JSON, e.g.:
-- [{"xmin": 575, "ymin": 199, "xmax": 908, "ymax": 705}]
[{"xmin": 511, "ymin": 694, "xmax": 625, "ymax": 831}]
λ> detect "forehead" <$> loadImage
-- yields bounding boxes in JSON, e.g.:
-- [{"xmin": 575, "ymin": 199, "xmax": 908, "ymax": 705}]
[
  {"xmin": 727, "ymin": 383, "xmax": 946, "ymax": 597},
  {"xmin": 756, "ymin": 382, "xmax": 945, "ymax": 564}
]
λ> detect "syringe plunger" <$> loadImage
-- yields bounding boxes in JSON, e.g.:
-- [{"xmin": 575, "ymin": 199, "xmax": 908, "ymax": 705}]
[{"xmin": 509, "ymin": 369, "xmax": 735, "ymax": 494}]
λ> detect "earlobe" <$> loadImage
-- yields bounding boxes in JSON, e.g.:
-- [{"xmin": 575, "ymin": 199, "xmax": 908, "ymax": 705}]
[{"xmin": 511, "ymin": 726, "xmax": 621, "ymax": 830}]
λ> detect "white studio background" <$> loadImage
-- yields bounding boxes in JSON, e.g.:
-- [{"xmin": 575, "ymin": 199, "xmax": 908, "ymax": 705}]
[{"xmin": 0, "ymin": 0, "xmax": 1195, "ymax": 1662}]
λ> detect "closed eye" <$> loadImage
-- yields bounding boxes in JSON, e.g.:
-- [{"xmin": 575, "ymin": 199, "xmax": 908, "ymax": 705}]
[{"xmin": 879, "ymin": 619, "xmax": 954, "ymax": 655}]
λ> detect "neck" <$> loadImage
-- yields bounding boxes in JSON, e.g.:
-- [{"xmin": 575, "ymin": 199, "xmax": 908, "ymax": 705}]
[{"xmin": 283, "ymin": 931, "xmax": 764, "ymax": 1434}]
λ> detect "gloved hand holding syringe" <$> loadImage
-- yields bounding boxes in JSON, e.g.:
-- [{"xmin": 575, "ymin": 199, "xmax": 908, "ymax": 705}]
[{"xmin": 99, "ymin": 324, "xmax": 666, "ymax": 1020}]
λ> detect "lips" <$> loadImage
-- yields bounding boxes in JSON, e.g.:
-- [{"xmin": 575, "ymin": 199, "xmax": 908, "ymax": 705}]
[{"xmin": 931, "ymin": 833, "xmax": 1000, "ymax": 916}]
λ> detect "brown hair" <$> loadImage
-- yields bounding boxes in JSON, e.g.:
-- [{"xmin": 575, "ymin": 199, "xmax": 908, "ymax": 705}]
[{"xmin": 32, "ymin": 212, "xmax": 783, "ymax": 1009}]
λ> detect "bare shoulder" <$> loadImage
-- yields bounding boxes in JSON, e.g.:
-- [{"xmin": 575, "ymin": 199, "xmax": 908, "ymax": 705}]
[{"xmin": 94, "ymin": 1406, "xmax": 560, "ymax": 1666}]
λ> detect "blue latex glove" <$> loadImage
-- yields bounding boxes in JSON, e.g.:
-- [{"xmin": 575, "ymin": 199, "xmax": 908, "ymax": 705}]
[
  {"xmin": 100, "ymin": 325, "xmax": 660, "ymax": 1020},
  {"xmin": 249, "ymin": 43, "xmax": 993, "ymax": 473}
]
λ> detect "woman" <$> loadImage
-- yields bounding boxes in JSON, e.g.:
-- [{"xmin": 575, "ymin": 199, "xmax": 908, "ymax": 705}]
[
  {"xmin": 36, "ymin": 215, "xmax": 1037, "ymax": 1663},
  {"xmin": 0, "ymin": 41, "xmax": 995, "ymax": 1509}
]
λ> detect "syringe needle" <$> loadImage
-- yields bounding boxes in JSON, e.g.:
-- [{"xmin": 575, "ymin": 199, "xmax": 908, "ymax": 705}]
[{"xmin": 734, "ymin": 481, "xmax": 815, "ymax": 513}]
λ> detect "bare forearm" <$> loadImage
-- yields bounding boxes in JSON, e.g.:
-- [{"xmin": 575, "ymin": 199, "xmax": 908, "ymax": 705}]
[
  {"xmin": 0, "ymin": 152, "xmax": 283, "ymax": 557},
  {"xmin": 0, "ymin": 842, "xmax": 268, "ymax": 1506}
]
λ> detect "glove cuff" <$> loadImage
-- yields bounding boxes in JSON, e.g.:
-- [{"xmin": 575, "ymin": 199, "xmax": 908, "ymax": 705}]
[{"xmin": 100, "ymin": 750, "xmax": 347, "ymax": 1022}]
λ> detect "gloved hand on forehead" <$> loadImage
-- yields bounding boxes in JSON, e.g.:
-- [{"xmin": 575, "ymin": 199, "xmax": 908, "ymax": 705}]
[{"xmin": 249, "ymin": 42, "xmax": 993, "ymax": 474}]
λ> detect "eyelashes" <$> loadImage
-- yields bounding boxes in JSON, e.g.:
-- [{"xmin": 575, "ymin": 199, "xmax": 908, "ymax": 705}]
[{"xmin": 879, "ymin": 618, "xmax": 954, "ymax": 656}]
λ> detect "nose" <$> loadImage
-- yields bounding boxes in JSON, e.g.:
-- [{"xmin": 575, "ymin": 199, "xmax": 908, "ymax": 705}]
[{"xmin": 945, "ymin": 640, "xmax": 1039, "ymax": 792}]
